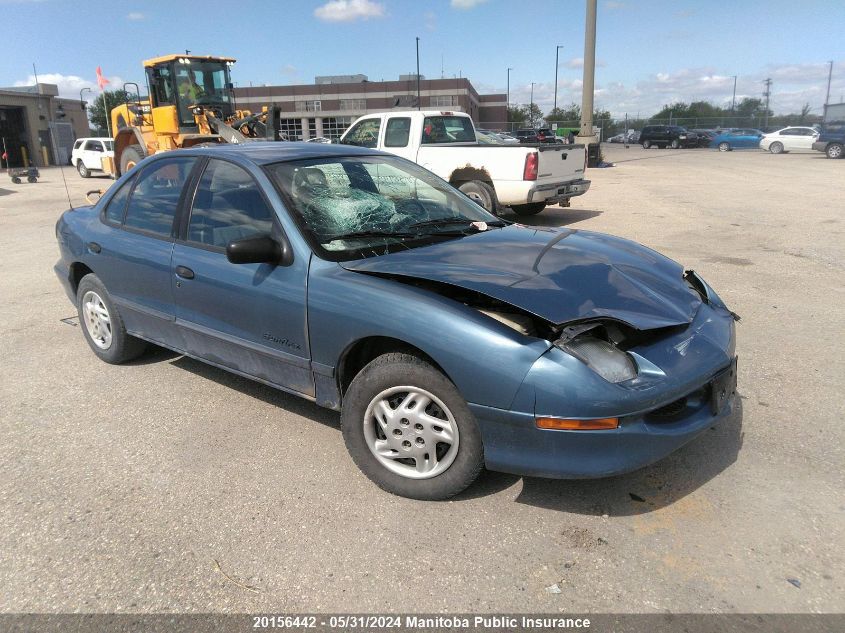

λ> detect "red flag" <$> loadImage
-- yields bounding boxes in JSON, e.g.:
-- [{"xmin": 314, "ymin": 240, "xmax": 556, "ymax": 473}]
[{"xmin": 96, "ymin": 66, "xmax": 110, "ymax": 90}]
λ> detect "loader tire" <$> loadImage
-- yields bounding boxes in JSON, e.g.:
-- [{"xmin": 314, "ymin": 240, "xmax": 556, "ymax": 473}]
[{"xmin": 120, "ymin": 145, "xmax": 144, "ymax": 175}]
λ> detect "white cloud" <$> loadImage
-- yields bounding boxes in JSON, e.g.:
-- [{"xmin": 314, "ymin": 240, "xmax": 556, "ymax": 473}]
[
  {"xmin": 14, "ymin": 72, "xmax": 125, "ymax": 101},
  {"xmin": 450, "ymin": 0, "xmax": 488, "ymax": 8},
  {"xmin": 281, "ymin": 64, "xmax": 297, "ymax": 76},
  {"xmin": 603, "ymin": 1, "xmax": 624, "ymax": 9},
  {"xmin": 424, "ymin": 10, "xmax": 437, "ymax": 31},
  {"xmin": 314, "ymin": 0, "xmax": 384, "ymax": 22},
  {"xmin": 565, "ymin": 57, "xmax": 606, "ymax": 69},
  {"xmin": 126, "ymin": 12, "xmax": 144, "ymax": 20}
]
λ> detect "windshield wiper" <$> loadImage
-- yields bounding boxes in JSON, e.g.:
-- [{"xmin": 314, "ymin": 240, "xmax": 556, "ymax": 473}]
[
  {"xmin": 320, "ymin": 230, "xmax": 417, "ymax": 243},
  {"xmin": 408, "ymin": 218, "xmax": 508, "ymax": 230}
]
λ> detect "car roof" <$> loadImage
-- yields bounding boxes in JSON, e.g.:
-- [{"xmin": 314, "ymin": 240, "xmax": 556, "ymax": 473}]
[{"xmin": 174, "ymin": 141, "xmax": 386, "ymax": 165}]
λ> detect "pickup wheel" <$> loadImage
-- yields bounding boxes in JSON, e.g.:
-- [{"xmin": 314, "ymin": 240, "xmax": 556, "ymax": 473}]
[
  {"xmin": 458, "ymin": 180, "xmax": 497, "ymax": 214},
  {"xmin": 341, "ymin": 353, "xmax": 484, "ymax": 500},
  {"xmin": 826, "ymin": 143, "xmax": 843, "ymax": 159},
  {"xmin": 511, "ymin": 202, "xmax": 546, "ymax": 216}
]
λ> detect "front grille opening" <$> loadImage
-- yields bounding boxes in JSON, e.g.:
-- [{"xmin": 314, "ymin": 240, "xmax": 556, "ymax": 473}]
[
  {"xmin": 651, "ymin": 396, "xmax": 688, "ymax": 418},
  {"xmin": 645, "ymin": 385, "xmax": 710, "ymax": 424}
]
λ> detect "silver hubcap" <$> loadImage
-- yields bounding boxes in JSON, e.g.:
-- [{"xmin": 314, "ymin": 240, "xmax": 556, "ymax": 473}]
[
  {"xmin": 363, "ymin": 386, "xmax": 459, "ymax": 479},
  {"xmin": 82, "ymin": 290, "xmax": 112, "ymax": 349},
  {"xmin": 830, "ymin": 145, "xmax": 842, "ymax": 158}
]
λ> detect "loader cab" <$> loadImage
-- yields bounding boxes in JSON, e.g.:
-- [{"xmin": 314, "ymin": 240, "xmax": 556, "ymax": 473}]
[{"xmin": 144, "ymin": 55, "xmax": 236, "ymax": 133}]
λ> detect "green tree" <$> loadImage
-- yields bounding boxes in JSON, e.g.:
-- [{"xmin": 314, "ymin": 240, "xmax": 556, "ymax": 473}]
[
  {"xmin": 507, "ymin": 105, "xmax": 529, "ymax": 124},
  {"xmin": 546, "ymin": 103, "xmax": 580, "ymax": 124},
  {"xmin": 87, "ymin": 89, "xmax": 130, "ymax": 132}
]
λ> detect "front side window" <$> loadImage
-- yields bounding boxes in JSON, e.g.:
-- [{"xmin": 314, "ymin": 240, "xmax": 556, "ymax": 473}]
[
  {"xmin": 187, "ymin": 159, "xmax": 275, "ymax": 248},
  {"xmin": 421, "ymin": 116, "xmax": 476, "ymax": 143},
  {"xmin": 384, "ymin": 117, "xmax": 411, "ymax": 147},
  {"xmin": 341, "ymin": 119, "xmax": 381, "ymax": 148},
  {"xmin": 264, "ymin": 155, "xmax": 498, "ymax": 261},
  {"xmin": 103, "ymin": 174, "xmax": 137, "ymax": 224},
  {"xmin": 123, "ymin": 157, "xmax": 196, "ymax": 237}
]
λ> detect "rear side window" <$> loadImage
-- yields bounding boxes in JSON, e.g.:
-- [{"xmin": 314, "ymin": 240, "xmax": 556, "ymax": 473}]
[
  {"xmin": 103, "ymin": 174, "xmax": 137, "ymax": 224},
  {"xmin": 384, "ymin": 117, "xmax": 411, "ymax": 147},
  {"xmin": 342, "ymin": 119, "xmax": 381, "ymax": 148},
  {"xmin": 422, "ymin": 116, "xmax": 476, "ymax": 143},
  {"xmin": 84, "ymin": 140, "xmax": 103, "ymax": 152},
  {"xmin": 187, "ymin": 159, "xmax": 275, "ymax": 248},
  {"xmin": 124, "ymin": 157, "xmax": 196, "ymax": 237}
]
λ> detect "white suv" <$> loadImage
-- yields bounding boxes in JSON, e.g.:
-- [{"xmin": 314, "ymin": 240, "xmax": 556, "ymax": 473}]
[{"xmin": 71, "ymin": 138, "xmax": 114, "ymax": 177}]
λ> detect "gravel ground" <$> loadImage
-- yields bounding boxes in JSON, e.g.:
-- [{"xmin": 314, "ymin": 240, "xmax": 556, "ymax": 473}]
[{"xmin": 0, "ymin": 145, "xmax": 842, "ymax": 614}]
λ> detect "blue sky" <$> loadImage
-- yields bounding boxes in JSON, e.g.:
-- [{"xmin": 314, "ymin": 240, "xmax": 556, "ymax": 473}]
[{"xmin": 4, "ymin": 0, "xmax": 843, "ymax": 116}]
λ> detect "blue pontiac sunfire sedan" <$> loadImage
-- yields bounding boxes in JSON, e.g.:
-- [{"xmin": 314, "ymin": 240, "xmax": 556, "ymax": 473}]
[{"xmin": 55, "ymin": 143, "xmax": 738, "ymax": 500}]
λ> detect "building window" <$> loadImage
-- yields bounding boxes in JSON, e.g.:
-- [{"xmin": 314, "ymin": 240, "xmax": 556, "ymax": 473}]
[
  {"xmin": 430, "ymin": 95, "xmax": 458, "ymax": 107},
  {"xmin": 295, "ymin": 100, "xmax": 322, "ymax": 112},
  {"xmin": 322, "ymin": 116, "xmax": 354, "ymax": 142},
  {"xmin": 339, "ymin": 98, "xmax": 366, "ymax": 111},
  {"xmin": 279, "ymin": 118, "xmax": 303, "ymax": 141}
]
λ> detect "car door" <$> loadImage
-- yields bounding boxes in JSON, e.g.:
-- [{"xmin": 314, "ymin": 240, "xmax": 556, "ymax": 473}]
[
  {"xmin": 83, "ymin": 140, "xmax": 105, "ymax": 170},
  {"xmin": 171, "ymin": 157, "xmax": 314, "ymax": 396},
  {"xmin": 785, "ymin": 128, "xmax": 816, "ymax": 150},
  {"xmin": 382, "ymin": 116, "xmax": 415, "ymax": 161},
  {"xmin": 88, "ymin": 155, "xmax": 198, "ymax": 348}
]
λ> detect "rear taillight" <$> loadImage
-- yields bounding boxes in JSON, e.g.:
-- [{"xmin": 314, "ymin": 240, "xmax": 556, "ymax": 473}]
[{"xmin": 523, "ymin": 152, "xmax": 538, "ymax": 181}]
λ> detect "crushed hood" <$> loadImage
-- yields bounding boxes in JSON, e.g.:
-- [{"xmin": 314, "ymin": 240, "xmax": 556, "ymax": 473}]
[{"xmin": 340, "ymin": 226, "xmax": 702, "ymax": 329}]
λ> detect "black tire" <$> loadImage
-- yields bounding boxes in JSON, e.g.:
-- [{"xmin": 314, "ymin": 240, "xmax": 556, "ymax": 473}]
[
  {"xmin": 341, "ymin": 353, "xmax": 484, "ymax": 500},
  {"xmin": 12, "ymin": 176, "xmax": 21, "ymax": 184},
  {"xmin": 120, "ymin": 144, "xmax": 144, "ymax": 176},
  {"xmin": 642, "ymin": 140, "xmax": 651, "ymax": 149},
  {"xmin": 27, "ymin": 175, "xmax": 37, "ymax": 183},
  {"xmin": 826, "ymin": 143, "xmax": 843, "ymax": 159},
  {"xmin": 458, "ymin": 180, "xmax": 497, "ymax": 214},
  {"xmin": 718, "ymin": 142, "xmax": 731, "ymax": 152},
  {"xmin": 670, "ymin": 139, "xmax": 680, "ymax": 149},
  {"xmin": 511, "ymin": 202, "xmax": 546, "ymax": 216},
  {"xmin": 76, "ymin": 274, "xmax": 147, "ymax": 364},
  {"xmin": 769, "ymin": 142, "xmax": 784, "ymax": 155},
  {"xmin": 76, "ymin": 161, "xmax": 90, "ymax": 178}
]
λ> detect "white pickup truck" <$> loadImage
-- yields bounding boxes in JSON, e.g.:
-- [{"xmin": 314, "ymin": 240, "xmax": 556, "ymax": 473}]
[{"xmin": 338, "ymin": 110, "xmax": 590, "ymax": 216}]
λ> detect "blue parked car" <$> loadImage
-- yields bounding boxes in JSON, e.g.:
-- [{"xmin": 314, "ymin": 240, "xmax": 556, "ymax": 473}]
[
  {"xmin": 711, "ymin": 128, "xmax": 764, "ymax": 151},
  {"xmin": 55, "ymin": 143, "xmax": 738, "ymax": 500}
]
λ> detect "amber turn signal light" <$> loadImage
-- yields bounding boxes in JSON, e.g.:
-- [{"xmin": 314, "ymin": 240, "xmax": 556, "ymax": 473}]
[{"xmin": 535, "ymin": 417, "xmax": 619, "ymax": 430}]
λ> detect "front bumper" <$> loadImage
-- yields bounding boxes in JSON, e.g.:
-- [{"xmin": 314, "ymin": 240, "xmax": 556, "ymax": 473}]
[
  {"xmin": 812, "ymin": 141, "xmax": 829, "ymax": 152},
  {"xmin": 527, "ymin": 178, "xmax": 591, "ymax": 203}
]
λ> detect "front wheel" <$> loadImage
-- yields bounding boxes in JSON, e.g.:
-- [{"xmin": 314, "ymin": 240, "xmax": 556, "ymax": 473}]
[
  {"xmin": 77, "ymin": 161, "xmax": 90, "ymax": 178},
  {"xmin": 718, "ymin": 142, "xmax": 731, "ymax": 152},
  {"xmin": 769, "ymin": 142, "xmax": 784, "ymax": 154},
  {"xmin": 119, "ymin": 144, "xmax": 144, "ymax": 175},
  {"xmin": 826, "ymin": 143, "xmax": 843, "ymax": 159},
  {"xmin": 511, "ymin": 202, "xmax": 546, "ymax": 216},
  {"xmin": 670, "ymin": 139, "xmax": 680, "ymax": 149},
  {"xmin": 642, "ymin": 140, "xmax": 651, "ymax": 149},
  {"xmin": 76, "ymin": 274, "xmax": 147, "ymax": 364},
  {"xmin": 458, "ymin": 180, "xmax": 496, "ymax": 214},
  {"xmin": 341, "ymin": 353, "xmax": 484, "ymax": 500}
]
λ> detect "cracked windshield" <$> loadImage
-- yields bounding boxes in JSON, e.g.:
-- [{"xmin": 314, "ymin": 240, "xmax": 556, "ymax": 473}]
[{"xmin": 264, "ymin": 156, "xmax": 501, "ymax": 256}]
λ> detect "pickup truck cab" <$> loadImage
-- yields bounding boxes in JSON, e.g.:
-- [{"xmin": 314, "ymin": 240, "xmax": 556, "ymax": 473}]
[{"xmin": 339, "ymin": 110, "xmax": 590, "ymax": 216}]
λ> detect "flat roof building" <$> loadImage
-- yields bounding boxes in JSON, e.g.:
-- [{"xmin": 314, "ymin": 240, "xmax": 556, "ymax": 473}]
[
  {"xmin": 234, "ymin": 75, "xmax": 506, "ymax": 142},
  {"xmin": 0, "ymin": 83, "xmax": 89, "ymax": 168}
]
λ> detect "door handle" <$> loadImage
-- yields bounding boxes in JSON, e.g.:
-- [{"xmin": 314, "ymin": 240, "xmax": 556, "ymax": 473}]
[
  {"xmin": 175, "ymin": 265, "xmax": 195, "ymax": 280},
  {"xmin": 87, "ymin": 242, "xmax": 101, "ymax": 253}
]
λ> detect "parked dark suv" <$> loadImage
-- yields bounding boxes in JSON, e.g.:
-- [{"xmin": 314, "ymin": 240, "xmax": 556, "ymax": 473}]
[
  {"xmin": 812, "ymin": 121, "xmax": 845, "ymax": 159},
  {"xmin": 639, "ymin": 125, "xmax": 697, "ymax": 149},
  {"xmin": 515, "ymin": 128, "xmax": 558, "ymax": 144}
]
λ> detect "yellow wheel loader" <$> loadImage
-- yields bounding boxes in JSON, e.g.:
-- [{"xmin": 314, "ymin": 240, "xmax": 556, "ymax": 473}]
[{"xmin": 107, "ymin": 54, "xmax": 281, "ymax": 175}]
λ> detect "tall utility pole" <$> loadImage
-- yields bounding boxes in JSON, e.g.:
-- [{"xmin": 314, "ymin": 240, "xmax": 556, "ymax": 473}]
[
  {"xmin": 577, "ymin": 0, "xmax": 598, "ymax": 149},
  {"xmin": 730, "ymin": 75, "xmax": 737, "ymax": 112},
  {"xmin": 825, "ymin": 60, "xmax": 834, "ymax": 108},
  {"xmin": 762, "ymin": 78, "xmax": 772, "ymax": 130},
  {"xmin": 415, "ymin": 37, "xmax": 421, "ymax": 110},
  {"xmin": 507, "ymin": 67, "xmax": 512, "ymax": 111},
  {"xmin": 530, "ymin": 82, "xmax": 535, "ymax": 127},
  {"xmin": 554, "ymin": 45, "xmax": 564, "ymax": 113}
]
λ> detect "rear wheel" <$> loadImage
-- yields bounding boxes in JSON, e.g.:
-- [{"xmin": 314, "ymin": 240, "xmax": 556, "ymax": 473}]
[
  {"xmin": 76, "ymin": 274, "xmax": 147, "ymax": 364},
  {"xmin": 27, "ymin": 175, "xmax": 36, "ymax": 183},
  {"xmin": 769, "ymin": 142, "xmax": 784, "ymax": 154},
  {"xmin": 642, "ymin": 140, "xmax": 651, "ymax": 149},
  {"xmin": 341, "ymin": 353, "xmax": 484, "ymax": 500},
  {"xmin": 76, "ymin": 161, "xmax": 90, "ymax": 178},
  {"xmin": 670, "ymin": 139, "xmax": 680, "ymax": 149},
  {"xmin": 718, "ymin": 142, "xmax": 731, "ymax": 152},
  {"xmin": 11, "ymin": 176, "xmax": 21, "ymax": 184},
  {"xmin": 119, "ymin": 144, "xmax": 144, "ymax": 175},
  {"xmin": 458, "ymin": 180, "xmax": 496, "ymax": 214},
  {"xmin": 511, "ymin": 202, "xmax": 546, "ymax": 216},
  {"xmin": 826, "ymin": 143, "xmax": 843, "ymax": 159}
]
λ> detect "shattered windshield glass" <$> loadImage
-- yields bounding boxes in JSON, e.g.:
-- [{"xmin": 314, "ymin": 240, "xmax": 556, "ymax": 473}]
[{"xmin": 264, "ymin": 156, "xmax": 500, "ymax": 259}]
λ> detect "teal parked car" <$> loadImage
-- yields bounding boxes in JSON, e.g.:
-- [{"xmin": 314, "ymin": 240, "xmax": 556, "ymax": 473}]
[{"xmin": 711, "ymin": 129, "xmax": 764, "ymax": 151}]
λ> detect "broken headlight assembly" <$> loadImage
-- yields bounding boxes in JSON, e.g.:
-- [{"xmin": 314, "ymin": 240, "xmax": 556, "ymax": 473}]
[{"xmin": 555, "ymin": 334, "xmax": 638, "ymax": 383}]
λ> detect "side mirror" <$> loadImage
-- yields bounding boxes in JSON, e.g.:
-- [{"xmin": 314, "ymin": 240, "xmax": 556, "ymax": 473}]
[{"xmin": 226, "ymin": 234, "xmax": 293, "ymax": 266}]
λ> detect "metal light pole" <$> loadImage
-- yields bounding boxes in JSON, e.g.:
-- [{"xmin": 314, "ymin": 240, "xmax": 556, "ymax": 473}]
[
  {"xmin": 578, "ymin": 0, "xmax": 598, "ymax": 153},
  {"xmin": 530, "ymin": 82, "xmax": 535, "ymax": 127},
  {"xmin": 762, "ymin": 78, "xmax": 772, "ymax": 130},
  {"xmin": 79, "ymin": 86, "xmax": 92, "ymax": 109},
  {"xmin": 825, "ymin": 60, "xmax": 834, "ymax": 107},
  {"xmin": 730, "ymin": 75, "xmax": 737, "ymax": 112},
  {"xmin": 507, "ymin": 67, "xmax": 512, "ymax": 110},
  {"xmin": 415, "ymin": 37, "xmax": 421, "ymax": 110},
  {"xmin": 554, "ymin": 45, "xmax": 564, "ymax": 113}
]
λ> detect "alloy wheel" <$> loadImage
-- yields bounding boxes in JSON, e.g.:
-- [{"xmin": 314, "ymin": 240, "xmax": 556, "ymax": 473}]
[{"xmin": 82, "ymin": 290, "xmax": 113, "ymax": 349}]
